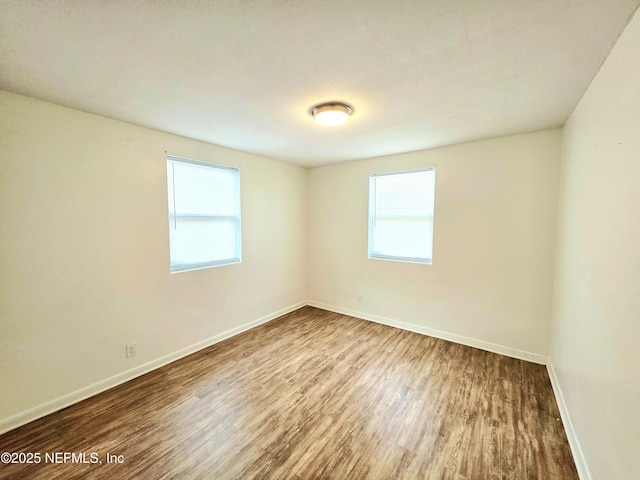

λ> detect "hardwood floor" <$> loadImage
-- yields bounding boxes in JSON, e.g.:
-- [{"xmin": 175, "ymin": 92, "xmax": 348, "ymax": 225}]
[{"xmin": 0, "ymin": 306, "xmax": 578, "ymax": 479}]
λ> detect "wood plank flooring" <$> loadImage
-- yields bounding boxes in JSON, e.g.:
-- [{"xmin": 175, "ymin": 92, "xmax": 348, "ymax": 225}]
[{"xmin": 0, "ymin": 306, "xmax": 578, "ymax": 479}]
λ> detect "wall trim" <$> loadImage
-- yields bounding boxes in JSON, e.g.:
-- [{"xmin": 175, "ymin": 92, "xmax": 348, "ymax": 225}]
[
  {"xmin": 1, "ymin": 292, "xmax": 578, "ymax": 480},
  {"xmin": 0, "ymin": 300, "xmax": 308, "ymax": 436},
  {"xmin": 546, "ymin": 360, "xmax": 592, "ymax": 480},
  {"xmin": 308, "ymin": 301, "xmax": 590, "ymax": 477},
  {"xmin": 307, "ymin": 301, "xmax": 548, "ymax": 365}
]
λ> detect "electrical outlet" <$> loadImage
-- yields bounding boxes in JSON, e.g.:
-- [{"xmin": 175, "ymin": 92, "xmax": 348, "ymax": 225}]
[
  {"xmin": 126, "ymin": 343, "xmax": 137, "ymax": 358},
  {"xmin": 358, "ymin": 293, "xmax": 364, "ymax": 303}
]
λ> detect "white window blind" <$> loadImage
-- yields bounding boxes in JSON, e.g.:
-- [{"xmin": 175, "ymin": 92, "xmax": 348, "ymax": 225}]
[
  {"xmin": 167, "ymin": 156, "xmax": 242, "ymax": 273},
  {"xmin": 368, "ymin": 168, "xmax": 436, "ymax": 264}
]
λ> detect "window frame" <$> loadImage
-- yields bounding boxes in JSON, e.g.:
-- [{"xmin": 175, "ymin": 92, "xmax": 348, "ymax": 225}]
[
  {"xmin": 166, "ymin": 155, "xmax": 242, "ymax": 274},
  {"xmin": 367, "ymin": 167, "xmax": 436, "ymax": 265}
]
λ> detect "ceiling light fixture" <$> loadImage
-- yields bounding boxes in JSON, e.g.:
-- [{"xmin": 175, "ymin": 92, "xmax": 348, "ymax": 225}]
[{"xmin": 310, "ymin": 102, "xmax": 353, "ymax": 127}]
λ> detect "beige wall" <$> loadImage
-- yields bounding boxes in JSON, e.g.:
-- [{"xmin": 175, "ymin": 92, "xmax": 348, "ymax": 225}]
[
  {"xmin": 308, "ymin": 130, "xmax": 561, "ymax": 357},
  {"xmin": 549, "ymin": 7, "xmax": 640, "ymax": 480},
  {"xmin": 4, "ymin": 10, "xmax": 640, "ymax": 472},
  {"xmin": 0, "ymin": 91, "xmax": 308, "ymax": 427}
]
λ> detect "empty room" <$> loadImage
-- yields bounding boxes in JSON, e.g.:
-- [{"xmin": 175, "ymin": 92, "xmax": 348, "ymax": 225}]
[{"xmin": 1, "ymin": 1, "xmax": 639, "ymax": 479}]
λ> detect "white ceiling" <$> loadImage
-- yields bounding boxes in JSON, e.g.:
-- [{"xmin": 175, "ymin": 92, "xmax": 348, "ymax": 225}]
[{"xmin": 1, "ymin": 1, "xmax": 638, "ymax": 167}]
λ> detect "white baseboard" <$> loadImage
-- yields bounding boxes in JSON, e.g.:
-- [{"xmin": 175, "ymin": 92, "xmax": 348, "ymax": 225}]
[
  {"xmin": 0, "ymin": 300, "xmax": 307, "ymax": 436},
  {"xmin": 2, "ymin": 300, "xmax": 587, "ymax": 480},
  {"xmin": 307, "ymin": 302, "xmax": 591, "ymax": 476},
  {"xmin": 546, "ymin": 361, "xmax": 591, "ymax": 480},
  {"xmin": 307, "ymin": 301, "xmax": 548, "ymax": 365}
]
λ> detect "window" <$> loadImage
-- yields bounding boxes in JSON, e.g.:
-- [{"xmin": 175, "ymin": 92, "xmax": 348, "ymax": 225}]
[
  {"xmin": 166, "ymin": 156, "xmax": 242, "ymax": 273},
  {"xmin": 368, "ymin": 168, "xmax": 436, "ymax": 264}
]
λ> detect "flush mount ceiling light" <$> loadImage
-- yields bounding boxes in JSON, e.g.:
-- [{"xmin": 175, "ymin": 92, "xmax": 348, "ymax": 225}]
[{"xmin": 310, "ymin": 102, "xmax": 353, "ymax": 126}]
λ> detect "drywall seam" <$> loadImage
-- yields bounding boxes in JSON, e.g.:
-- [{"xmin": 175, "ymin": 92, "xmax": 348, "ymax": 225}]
[
  {"xmin": 307, "ymin": 301, "xmax": 548, "ymax": 365},
  {"xmin": 546, "ymin": 361, "xmax": 592, "ymax": 480},
  {"xmin": 0, "ymin": 301, "xmax": 307, "ymax": 436}
]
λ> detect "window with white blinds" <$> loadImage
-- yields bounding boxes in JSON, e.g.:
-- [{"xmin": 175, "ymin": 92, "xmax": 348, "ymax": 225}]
[
  {"xmin": 166, "ymin": 156, "xmax": 242, "ymax": 273},
  {"xmin": 368, "ymin": 168, "xmax": 436, "ymax": 264}
]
